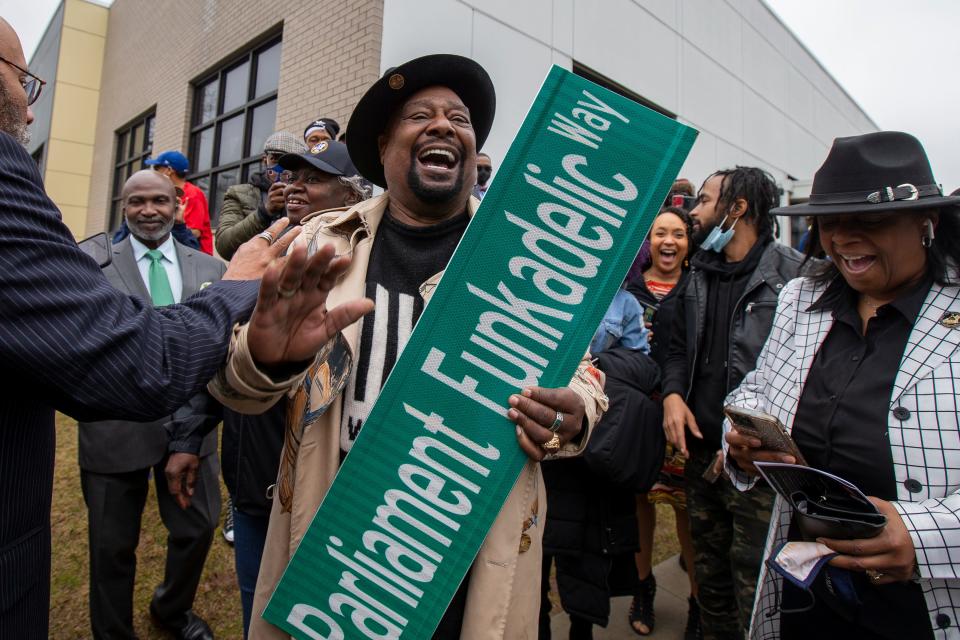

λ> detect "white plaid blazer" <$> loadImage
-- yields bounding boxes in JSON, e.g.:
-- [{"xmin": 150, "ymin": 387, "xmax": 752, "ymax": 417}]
[{"xmin": 723, "ymin": 274, "xmax": 960, "ymax": 639}]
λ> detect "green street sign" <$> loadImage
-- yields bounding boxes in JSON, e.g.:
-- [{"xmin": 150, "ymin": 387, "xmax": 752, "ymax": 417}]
[{"xmin": 264, "ymin": 65, "xmax": 697, "ymax": 639}]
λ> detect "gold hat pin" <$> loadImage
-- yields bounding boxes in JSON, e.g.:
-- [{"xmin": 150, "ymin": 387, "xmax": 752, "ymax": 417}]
[{"xmin": 940, "ymin": 311, "xmax": 960, "ymax": 329}]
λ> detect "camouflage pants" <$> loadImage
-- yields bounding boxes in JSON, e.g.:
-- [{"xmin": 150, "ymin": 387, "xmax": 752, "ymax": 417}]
[{"xmin": 685, "ymin": 446, "xmax": 774, "ymax": 640}]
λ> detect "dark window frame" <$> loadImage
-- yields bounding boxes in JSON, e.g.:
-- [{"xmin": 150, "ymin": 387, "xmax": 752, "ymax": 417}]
[
  {"xmin": 108, "ymin": 108, "xmax": 157, "ymax": 231},
  {"xmin": 187, "ymin": 33, "xmax": 282, "ymax": 228},
  {"xmin": 572, "ymin": 62, "xmax": 676, "ymax": 119}
]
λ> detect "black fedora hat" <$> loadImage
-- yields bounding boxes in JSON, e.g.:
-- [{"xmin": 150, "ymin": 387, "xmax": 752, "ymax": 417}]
[
  {"xmin": 772, "ymin": 131, "xmax": 960, "ymax": 216},
  {"xmin": 346, "ymin": 54, "xmax": 496, "ymax": 188}
]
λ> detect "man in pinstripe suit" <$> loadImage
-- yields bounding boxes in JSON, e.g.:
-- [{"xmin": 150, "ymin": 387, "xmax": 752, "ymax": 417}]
[{"xmin": 0, "ymin": 18, "xmax": 373, "ymax": 639}]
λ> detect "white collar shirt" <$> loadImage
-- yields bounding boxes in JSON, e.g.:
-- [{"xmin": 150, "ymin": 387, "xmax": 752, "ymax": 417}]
[{"xmin": 129, "ymin": 234, "xmax": 183, "ymax": 303}]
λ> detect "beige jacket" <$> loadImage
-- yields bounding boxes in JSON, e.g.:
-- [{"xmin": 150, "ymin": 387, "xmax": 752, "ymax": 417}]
[{"xmin": 209, "ymin": 193, "xmax": 608, "ymax": 639}]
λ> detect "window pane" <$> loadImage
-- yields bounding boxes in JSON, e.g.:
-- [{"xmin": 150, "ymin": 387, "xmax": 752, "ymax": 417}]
[
  {"xmin": 116, "ymin": 132, "xmax": 127, "ymax": 162},
  {"xmin": 198, "ymin": 80, "xmax": 219, "ymax": 124},
  {"xmin": 212, "ymin": 167, "xmax": 240, "ymax": 227},
  {"xmin": 130, "ymin": 125, "xmax": 143, "ymax": 158},
  {"xmin": 113, "ymin": 166, "xmax": 124, "ymax": 196},
  {"xmin": 145, "ymin": 116, "xmax": 155, "ymax": 151},
  {"xmin": 254, "ymin": 42, "xmax": 281, "ymax": 97},
  {"xmin": 244, "ymin": 161, "xmax": 261, "ymax": 183},
  {"xmin": 218, "ymin": 115, "xmax": 244, "ymax": 165},
  {"xmin": 193, "ymin": 174, "xmax": 210, "ymax": 201},
  {"xmin": 194, "ymin": 126, "xmax": 214, "ymax": 172},
  {"xmin": 222, "ymin": 61, "xmax": 250, "ymax": 113},
  {"xmin": 247, "ymin": 99, "xmax": 276, "ymax": 157},
  {"xmin": 111, "ymin": 200, "xmax": 122, "ymax": 231}
]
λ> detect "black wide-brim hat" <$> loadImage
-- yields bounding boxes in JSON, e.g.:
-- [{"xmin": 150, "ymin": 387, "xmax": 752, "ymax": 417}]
[
  {"xmin": 771, "ymin": 131, "xmax": 960, "ymax": 216},
  {"xmin": 346, "ymin": 54, "xmax": 496, "ymax": 188}
]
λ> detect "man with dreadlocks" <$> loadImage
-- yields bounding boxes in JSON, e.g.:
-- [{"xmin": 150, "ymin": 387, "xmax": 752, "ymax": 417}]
[{"xmin": 656, "ymin": 167, "xmax": 807, "ymax": 640}]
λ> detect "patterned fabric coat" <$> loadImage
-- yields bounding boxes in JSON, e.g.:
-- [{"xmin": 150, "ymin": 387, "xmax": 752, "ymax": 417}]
[{"xmin": 724, "ymin": 274, "xmax": 960, "ymax": 639}]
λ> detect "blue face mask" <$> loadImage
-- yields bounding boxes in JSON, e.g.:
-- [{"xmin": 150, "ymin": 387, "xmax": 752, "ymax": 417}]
[{"xmin": 700, "ymin": 215, "xmax": 739, "ymax": 252}]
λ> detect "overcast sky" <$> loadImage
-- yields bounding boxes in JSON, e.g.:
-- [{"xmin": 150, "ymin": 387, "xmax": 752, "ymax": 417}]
[
  {"xmin": 5, "ymin": 0, "xmax": 959, "ymax": 190},
  {"xmin": 764, "ymin": 0, "xmax": 960, "ymax": 192}
]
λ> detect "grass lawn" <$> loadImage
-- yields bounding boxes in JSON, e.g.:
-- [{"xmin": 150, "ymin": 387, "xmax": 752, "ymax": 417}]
[
  {"xmin": 50, "ymin": 413, "xmax": 242, "ymax": 639},
  {"xmin": 49, "ymin": 414, "xmax": 680, "ymax": 637}
]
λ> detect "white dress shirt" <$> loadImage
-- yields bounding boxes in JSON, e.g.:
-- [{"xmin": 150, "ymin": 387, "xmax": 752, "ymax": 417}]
[{"xmin": 129, "ymin": 234, "xmax": 183, "ymax": 303}]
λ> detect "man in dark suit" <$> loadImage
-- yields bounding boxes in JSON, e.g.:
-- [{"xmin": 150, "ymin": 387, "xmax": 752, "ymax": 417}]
[
  {"xmin": 0, "ymin": 18, "xmax": 372, "ymax": 639},
  {"xmin": 78, "ymin": 171, "xmax": 224, "ymax": 640}
]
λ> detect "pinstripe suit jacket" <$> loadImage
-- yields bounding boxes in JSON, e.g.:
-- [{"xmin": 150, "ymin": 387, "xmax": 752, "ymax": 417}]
[
  {"xmin": 724, "ymin": 274, "xmax": 960, "ymax": 639},
  {"xmin": 0, "ymin": 132, "xmax": 257, "ymax": 638}
]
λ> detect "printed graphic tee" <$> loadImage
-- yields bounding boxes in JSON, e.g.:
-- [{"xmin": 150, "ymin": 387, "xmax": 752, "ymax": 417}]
[{"xmin": 340, "ymin": 210, "xmax": 469, "ymax": 453}]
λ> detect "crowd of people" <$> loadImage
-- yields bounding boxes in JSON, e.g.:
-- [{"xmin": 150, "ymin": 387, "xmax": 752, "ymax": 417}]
[{"xmin": 2, "ymin": 14, "xmax": 960, "ymax": 640}]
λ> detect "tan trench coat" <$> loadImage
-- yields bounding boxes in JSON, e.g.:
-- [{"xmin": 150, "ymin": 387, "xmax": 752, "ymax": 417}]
[{"xmin": 210, "ymin": 193, "xmax": 608, "ymax": 639}]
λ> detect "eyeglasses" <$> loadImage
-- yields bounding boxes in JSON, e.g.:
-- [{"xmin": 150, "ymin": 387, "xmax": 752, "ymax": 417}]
[{"xmin": 0, "ymin": 55, "xmax": 46, "ymax": 106}]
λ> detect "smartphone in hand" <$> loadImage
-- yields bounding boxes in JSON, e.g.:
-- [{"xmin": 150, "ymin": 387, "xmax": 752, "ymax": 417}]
[{"xmin": 724, "ymin": 405, "xmax": 807, "ymax": 466}]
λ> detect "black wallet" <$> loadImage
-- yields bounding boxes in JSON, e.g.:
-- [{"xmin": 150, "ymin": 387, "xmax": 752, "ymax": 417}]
[{"xmin": 755, "ymin": 462, "xmax": 887, "ymax": 540}]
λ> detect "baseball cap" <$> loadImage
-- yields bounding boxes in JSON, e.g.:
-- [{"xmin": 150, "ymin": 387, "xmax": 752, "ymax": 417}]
[
  {"xmin": 263, "ymin": 131, "xmax": 306, "ymax": 155},
  {"xmin": 303, "ymin": 118, "xmax": 341, "ymax": 141},
  {"xmin": 144, "ymin": 150, "xmax": 190, "ymax": 174},
  {"xmin": 278, "ymin": 140, "xmax": 359, "ymax": 177}
]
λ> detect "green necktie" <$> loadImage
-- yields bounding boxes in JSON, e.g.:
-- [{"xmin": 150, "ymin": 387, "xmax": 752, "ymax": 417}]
[{"xmin": 145, "ymin": 249, "xmax": 175, "ymax": 306}]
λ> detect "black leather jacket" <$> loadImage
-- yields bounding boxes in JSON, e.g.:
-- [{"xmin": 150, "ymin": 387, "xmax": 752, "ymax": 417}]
[{"xmin": 661, "ymin": 240, "xmax": 808, "ymax": 400}]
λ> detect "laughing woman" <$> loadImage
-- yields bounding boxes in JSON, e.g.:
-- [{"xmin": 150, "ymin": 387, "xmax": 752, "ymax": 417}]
[
  {"xmin": 724, "ymin": 132, "xmax": 960, "ymax": 639},
  {"xmin": 626, "ymin": 207, "xmax": 700, "ymax": 638}
]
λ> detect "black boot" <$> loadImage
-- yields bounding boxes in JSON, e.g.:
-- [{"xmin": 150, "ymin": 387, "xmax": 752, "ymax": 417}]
[
  {"xmin": 628, "ymin": 573, "xmax": 656, "ymax": 635},
  {"xmin": 684, "ymin": 596, "xmax": 703, "ymax": 640},
  {"xmin": 569, "ymin": 615, "xmax": 593, "ymax": 640}
]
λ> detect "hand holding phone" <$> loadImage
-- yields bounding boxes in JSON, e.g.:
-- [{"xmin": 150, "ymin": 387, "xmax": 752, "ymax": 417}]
[
  {"xmin": 266, "ymin": 181, "xmax": 287, "ymax": 216},
  {"xmin": 724, "ymin": 405, "xmax": 806, "ymax": 474}
]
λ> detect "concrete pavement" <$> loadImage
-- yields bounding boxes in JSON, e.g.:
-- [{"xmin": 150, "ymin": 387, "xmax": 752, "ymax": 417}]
[{"xmin": 550, "ymin": 554, "xmax": 692, "ymax": 639}]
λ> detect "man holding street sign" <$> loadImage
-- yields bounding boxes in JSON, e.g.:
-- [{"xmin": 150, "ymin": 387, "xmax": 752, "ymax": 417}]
[{"xmin": 210, "ymin": 55, "xmax": 609, "ymax": 639}]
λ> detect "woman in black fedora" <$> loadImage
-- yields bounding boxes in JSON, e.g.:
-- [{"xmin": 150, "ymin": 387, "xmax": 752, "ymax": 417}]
[{"xmin": 722, "ymin": 131, "xmax": 960, "ymax": 639}]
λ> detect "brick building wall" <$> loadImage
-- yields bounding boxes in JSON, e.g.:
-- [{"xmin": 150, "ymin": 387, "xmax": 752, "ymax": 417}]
[{"xmin": 86, "ymin": 0, "xmax": 383, "ymax": 236}]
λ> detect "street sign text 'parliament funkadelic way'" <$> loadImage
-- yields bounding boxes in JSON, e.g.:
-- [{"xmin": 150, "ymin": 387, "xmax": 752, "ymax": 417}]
[{"xmin": 264, "ymin": 65, "xmax": 697, "ymax": 639}]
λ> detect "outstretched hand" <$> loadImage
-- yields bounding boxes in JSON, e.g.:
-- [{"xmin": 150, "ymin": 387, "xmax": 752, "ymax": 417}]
[
  {"xmin": 248, "ymin": 242, "xmax": 374, "ymax": 368},
  {"xmin": 223, "ymin": 218, "xmax": 299, "ymax": 281}
]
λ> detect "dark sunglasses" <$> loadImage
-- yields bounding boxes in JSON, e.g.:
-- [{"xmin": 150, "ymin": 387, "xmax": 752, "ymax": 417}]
[{"xmin": 0, "ymin": 55, "xmax": 46, "ymax": 106}]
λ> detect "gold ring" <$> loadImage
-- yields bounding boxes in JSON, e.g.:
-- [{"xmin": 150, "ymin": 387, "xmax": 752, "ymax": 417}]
[
  {"xmin": 541, "ymin": 434, "xmax": 561, "ymax": 454},
  {"xmin": 278, "ymin": 287, "xmax": 297, "ymax": 299},
  {"xmin": 548, "ymin": 410, "xmax": 564, "ymax": 433},
  {"xmin": 866, "ymin": 569, "xmax": 885, "ymax": 582}
]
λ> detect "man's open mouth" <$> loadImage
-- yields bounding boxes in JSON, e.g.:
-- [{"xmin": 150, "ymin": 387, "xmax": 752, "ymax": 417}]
[{"xmin": 417, "ymin": 146, "xmax": 459, "ymax": 171}]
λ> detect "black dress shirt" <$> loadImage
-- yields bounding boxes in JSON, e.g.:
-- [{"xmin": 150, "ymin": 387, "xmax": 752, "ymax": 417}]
[
  {"xmin": 792, "ymin": 275, "xmax": 932, "ymax": 498},
  {"xmin": 781, "ymin": 275, "xmax": 934, "ymax": 640}
]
